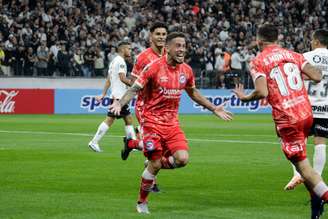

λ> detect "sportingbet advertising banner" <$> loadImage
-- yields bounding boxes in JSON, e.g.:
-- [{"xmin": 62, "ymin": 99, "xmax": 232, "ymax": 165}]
[
  {"xmin": 0, "ymin": 89, "xmax": 54, "ymax": 114},
  {"xmin": 182, "ymin": 89, "xmax": 271, "ymax": 114},
  {"xmin": 55, "ymin": 89, "xmax": 271, "ymax": 114}
]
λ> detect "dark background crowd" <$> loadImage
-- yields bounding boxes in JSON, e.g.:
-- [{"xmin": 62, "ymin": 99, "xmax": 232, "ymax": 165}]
[{"xmin": 0, "ymin": 0, "xmax": 327, "ymax": 88}]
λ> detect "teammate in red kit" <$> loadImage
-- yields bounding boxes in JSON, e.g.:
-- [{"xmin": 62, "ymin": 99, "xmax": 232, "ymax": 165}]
[
  {"xmin": 110, "ymin": 32, "xmax": 233, "ymax": 214},
  {"xmin": 120, "ymin": 22, "xmax": 168, "ymax": 193},
  {"xmin": 233, "ymin": 23, "xmax": 326, "ymax": 219},
  {"xmin": 121, "ymin": 22, "xmax": 168, "ymax": 160}
]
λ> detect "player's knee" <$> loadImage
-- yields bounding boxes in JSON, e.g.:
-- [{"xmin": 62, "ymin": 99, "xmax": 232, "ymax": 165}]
[
  {"xmin": 175, "ymin": 155, "xmax": 189, "ymax": 167},
  {"xmin": 149, "ymin": 159, "xmax": 162, "ymax": 171}
]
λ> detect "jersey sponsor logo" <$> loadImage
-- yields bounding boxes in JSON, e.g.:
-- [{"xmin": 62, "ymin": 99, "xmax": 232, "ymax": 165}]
[
  {"xmin": 159, "ymin": 87, "xmax": 182, "ymax": 98},
  {"xmin": 312, "ymin": 105, "xmax": 328, "ymax": 113},
  {"xmin": 179, "ymin": 73, "xmax": 186, "ymax": 84},
  {"xmin": 81, "ymin": 96, "xmax": 136, "ymax": 112},
  {"xmin": 312, "ymin": 55, "xmax": 328, "ymax": 65},
  {"xmin": 282, "ymin": 96, "xmax": 306, "ymax": 109},
  {"xmin": 313, "ymin": 55, "xmax": 322, "ymax": 63},
  {"xmin": 120, "ymin": 64, "xmax": 125, "ymax": 68},
  {"xmin": 0, "ymin": 90, "xmax": 19, "ymax": 113},
  {"xmin": 193, "ymin": 93, "xmax": 270, "ymax": 112},
  {"xmin": 160, "ymin": 76, "xmax": 169, "ymax": 82}
]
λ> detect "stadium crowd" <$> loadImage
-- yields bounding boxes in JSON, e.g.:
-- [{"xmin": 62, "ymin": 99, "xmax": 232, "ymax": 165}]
[{"xmin": 0, "ymin": 0, "xmax": 327, "ymax": 88}]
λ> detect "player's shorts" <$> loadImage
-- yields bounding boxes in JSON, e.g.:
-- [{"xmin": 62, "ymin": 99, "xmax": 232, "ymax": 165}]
[
  {"xmin": 107, "ymin": 99, "xmax": 131, "ymax": 119},
  {"xmin": 309, "ymin": 118, "xmax": 328, "ymax": 138},
  {"xmin": 142, "ymin": 125, "xmax": 189, "ymax": 160},
  {"xmin": 276, "ymin": 116, "xmax": 313, "ymax": 163}
]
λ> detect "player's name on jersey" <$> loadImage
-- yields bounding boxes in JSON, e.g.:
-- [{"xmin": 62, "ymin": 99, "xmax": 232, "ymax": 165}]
[{"xmin": 312, "ymin": 105, "xmax": 328, "ymax": 113}]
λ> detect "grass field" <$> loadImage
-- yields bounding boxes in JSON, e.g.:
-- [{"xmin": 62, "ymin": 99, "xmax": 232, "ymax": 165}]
[{"xmin": 0, "ymin": 114, "xmax": 325, "ymax": 219}]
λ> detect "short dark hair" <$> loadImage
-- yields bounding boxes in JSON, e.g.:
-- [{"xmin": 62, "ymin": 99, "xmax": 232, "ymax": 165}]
[
  {"xmin": 257, "ymin": 23, "xmax": 278, "ymax": 43},
  {"xmin": 150, "ymin": 22, "xmax": 168, "ymax": 33},
  {"xmin": 117, "ymin": 41, "xmax": 130, "ymax": 48},
  {"xmin": 166, "ymin": 32, "xmax": 186, "ymax": 43},
  {"xmin": 313, "ymin": 29, "xmax": 328, "ymax": 46}
]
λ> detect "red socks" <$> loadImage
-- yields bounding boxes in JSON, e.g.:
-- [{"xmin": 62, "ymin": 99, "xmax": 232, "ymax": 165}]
[
  {"xmin": 128, "ymin": 139, "xmax": 140, "ymax": 150},
  {"xmin": 138, "ymin": 177, "xmax": 154, "ymax": 203}
]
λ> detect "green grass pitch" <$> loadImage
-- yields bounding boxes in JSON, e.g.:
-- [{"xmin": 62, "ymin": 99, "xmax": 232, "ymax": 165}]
[{"xmin": 0, "ymin": 114, "xmax": 324, "ymax": 219}]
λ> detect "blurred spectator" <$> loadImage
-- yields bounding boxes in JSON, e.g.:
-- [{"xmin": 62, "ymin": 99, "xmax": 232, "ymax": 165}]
[
  {"xmin": 83, "ymin": 47, "xmax": 95, "ymax": 77},
  {"xmin": 0, "ymin": 0, "xmax": 326, "ymax": 88},
  {"xmin": 57, "ymin": 44, "xmax": 71, "ymax": 76},
  {"xmin": 214, "ymin": 49, "xmax": 225, "ymax": 88},
  {"xmin": 73, "ymin": 48, "xmax": 84, "ymax": 76},
  {"xmin": 230, "ymin": 47, "xmax": 246, "ymax": 86},
  {"xmin": 35, "ymin": 40, "xmax": 49, "ymax": 76},
  {"xmin": 0, "ymin": 42, "xmax": 5, "ymax": 75},
  {"xmin": 94, "ymin": 47, "xmax": 105, "ymax": 77},
  {"xmin": 107, "ymin": 46, "xmax": 117, "ymax": 64},
  {"xmin": 23, "ymin": 47, "xmax": 36, "ymax": 76}
]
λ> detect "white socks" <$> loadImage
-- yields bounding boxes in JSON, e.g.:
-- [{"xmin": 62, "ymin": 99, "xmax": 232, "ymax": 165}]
[
  {"xmin": 142, "ymin": 168, "xmax": 155, "ymax": 180},
  {"xmin": 313, "ymin": 144, "xmax": 326, "ymax": 175},
  {"xmin": 313, "ymin": 181, "xmax": 328, "ymax": 198},
  {"xmin": 125, "ymin": 125, "xmax": 137, "ymax": 140},
  {"xmin": 91, "ymin": 122, "xmax": 109, "ymax": 144}
]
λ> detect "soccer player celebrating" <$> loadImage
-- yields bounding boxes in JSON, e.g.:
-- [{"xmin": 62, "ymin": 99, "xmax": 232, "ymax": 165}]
[
  {"xmin": 121, "ymin": 21, "xmax": 168, "ymax": 160},
  {"xmin": 233, "ymin": 23, "xmax": 327, "ymax": 219},
  {"xmin": 88, "ymin": 41, "xmax": 136, "ymax": 152},
  {"xmin": 110, "ymin": 32, "xmax": 233, "ymax": 214},
  {"xmin": 284, "ymin": 29, "xmax": 328, "ymax": 191}
]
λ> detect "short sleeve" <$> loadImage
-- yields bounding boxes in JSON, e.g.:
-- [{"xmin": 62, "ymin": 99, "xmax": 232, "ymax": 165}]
[
  {"xmin": 131, "ymin": 57, "xmax": 144, "ymax": 77},
  {"xmin": 186, "ymin": 68, "xmax": 196, "ymax": 88},
  {"xmin": 299, "ymin": 53, "xmax": 309, "ymax": 71},
  {"xmin": 114, "ymin": 58, "xmax": 127, "ymax": 75},
  {"xmin": 249, "ymin": 59, "xmax": 266, "ymax": 81},
  {"xmin": 135, "ymin": 63, "xmax": 156, "ymax": 88}
]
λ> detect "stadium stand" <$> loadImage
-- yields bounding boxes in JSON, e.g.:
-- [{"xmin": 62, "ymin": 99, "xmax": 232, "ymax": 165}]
[{"xmin": 0, "ymin": 0, "xmax": 327, "ymax": 89}]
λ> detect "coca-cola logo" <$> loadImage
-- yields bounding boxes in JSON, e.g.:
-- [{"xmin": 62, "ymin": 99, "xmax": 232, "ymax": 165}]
[{"xmin": 0, "ymin": 90, "xmax": 19, "ymax": 113}]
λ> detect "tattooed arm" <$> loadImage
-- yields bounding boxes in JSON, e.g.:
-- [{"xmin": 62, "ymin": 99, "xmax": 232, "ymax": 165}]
[{"xmin": 109, "ymin": 83, "xmax": 142, "ymax": 115}]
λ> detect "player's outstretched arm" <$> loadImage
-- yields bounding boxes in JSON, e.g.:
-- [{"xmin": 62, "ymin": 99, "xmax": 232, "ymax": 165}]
[
  {"xmin": 109, "ymin": 83, "xmax": 142, "ymax": 115},
  {"xmin": 233, "ymin": 77, "xmax": 268, "ymax": 102},
  {"xmin": 185, "ymin": 87, "xmax": 233, "ymax": 121}
]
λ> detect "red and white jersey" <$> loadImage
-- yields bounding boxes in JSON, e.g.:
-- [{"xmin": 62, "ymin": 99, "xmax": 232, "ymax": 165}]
[
  {"xmin": 132, "ymin": 47, "xmax": 165, "ymax": 115},
  {"xmin": 250, "ymin": 44, "xmax": 312, "ymax": 124},
  {"xmin": 135, "ymin": 56, "xmax": 195, "ymax": 126}
]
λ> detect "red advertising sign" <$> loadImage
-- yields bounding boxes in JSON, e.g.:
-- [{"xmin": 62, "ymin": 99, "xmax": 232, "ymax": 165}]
[{"xmin": 0, "ymin": 89, "xmax": 54, "ymax": 114}]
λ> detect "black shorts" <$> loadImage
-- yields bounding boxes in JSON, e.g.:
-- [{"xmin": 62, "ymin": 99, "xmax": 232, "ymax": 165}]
[
  {"xmin": 310, "ymin": 118, "xmax": 328, "ymax": 138},
  {"xmin": 107, "ymin": 99, "xmax": 131, "ymax": 119}
]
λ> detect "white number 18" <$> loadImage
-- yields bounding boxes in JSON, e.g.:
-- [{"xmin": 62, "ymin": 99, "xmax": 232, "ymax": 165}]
[{"xmin": 270, "ymin": 63, "xmax": 303, "ymax": 96}]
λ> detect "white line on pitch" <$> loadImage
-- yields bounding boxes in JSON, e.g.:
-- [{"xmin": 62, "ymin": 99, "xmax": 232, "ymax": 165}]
[{"xmin": 0, "ymin": 130, "xmax": 278, "ymax": 145}]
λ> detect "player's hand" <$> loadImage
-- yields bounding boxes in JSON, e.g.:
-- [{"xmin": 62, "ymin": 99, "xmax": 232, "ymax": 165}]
[
  {"xmin": 213, "ymin": 102, "xmax": 233, "ymax": 121},
  {"xmin": 232, "ymin": 83, "xmax": 247, "ymax": 100},
  {"xmin": 109, "ymin": 99, "xmax": 122, "ymax": 116},
  {"xmin": 95, "ymin": 95, "xmax": 104, "ymax": 103}
]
